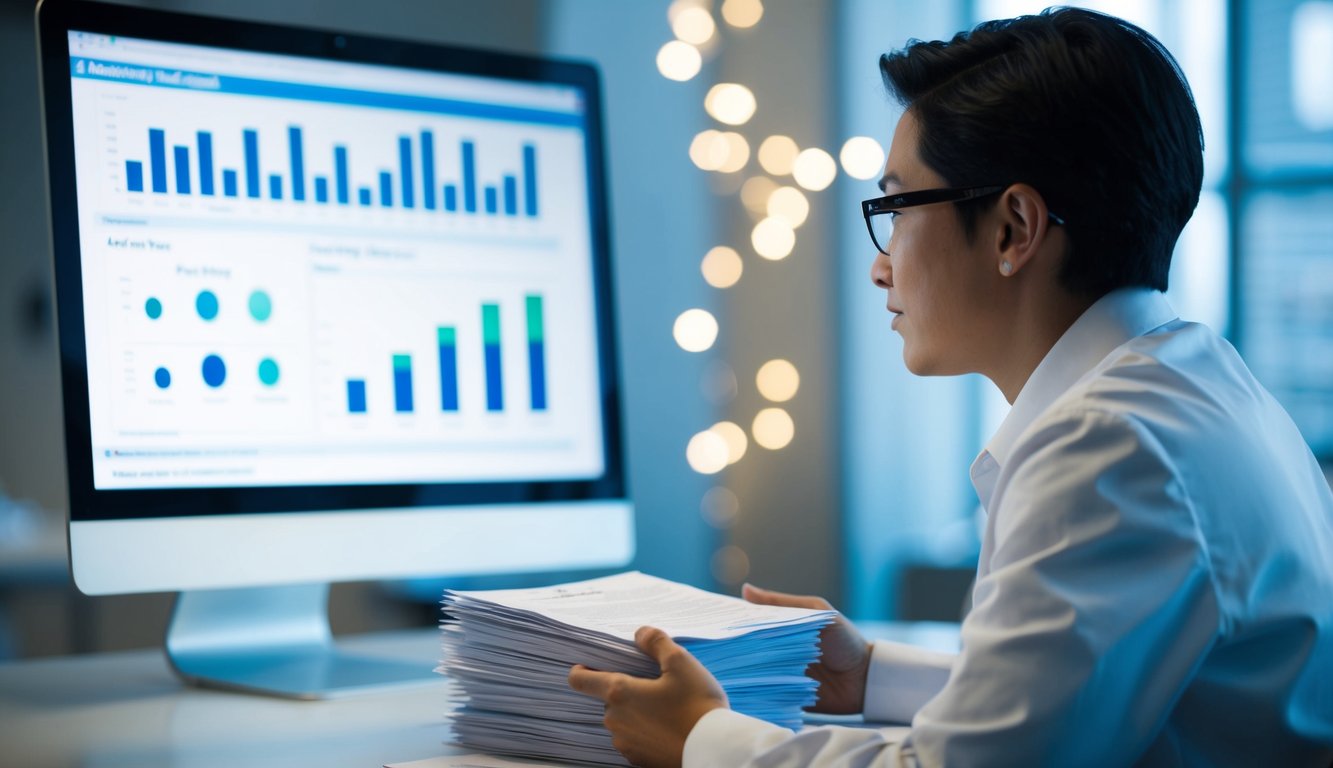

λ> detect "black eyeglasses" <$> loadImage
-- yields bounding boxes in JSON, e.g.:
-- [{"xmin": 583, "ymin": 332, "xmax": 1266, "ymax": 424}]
[{"xmin": 861, "ymin": 184, "xmax": 1065, "ymax": 256}]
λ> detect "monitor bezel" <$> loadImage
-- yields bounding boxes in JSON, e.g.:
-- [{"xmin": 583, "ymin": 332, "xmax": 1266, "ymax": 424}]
[{"xmin": 37, "ymin": 0, "xmax": 627, "ymax": 524}]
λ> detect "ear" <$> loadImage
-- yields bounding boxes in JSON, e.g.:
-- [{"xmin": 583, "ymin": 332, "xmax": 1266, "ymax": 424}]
[{"xmin": 993, "ymin": 183, "xmax": 1056, "ymax": 278}]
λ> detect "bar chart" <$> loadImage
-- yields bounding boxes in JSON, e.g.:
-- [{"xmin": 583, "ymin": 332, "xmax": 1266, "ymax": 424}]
[
  {"xmin": 71, "ymin": 43, "xmax": 608, "ymax": 487},
  {"xmin": 122, "ymin": 124, "xmax": 541, "ymax": 218},
  {"xmin": 341, "ymin": 295, "xmax": 548, "ymax": 416}
]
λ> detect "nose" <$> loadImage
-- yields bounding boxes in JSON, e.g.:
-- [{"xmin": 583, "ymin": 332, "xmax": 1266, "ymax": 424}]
[{"xmin": 870, "ymin": 250, "xmax": 892, "ymax": 289}]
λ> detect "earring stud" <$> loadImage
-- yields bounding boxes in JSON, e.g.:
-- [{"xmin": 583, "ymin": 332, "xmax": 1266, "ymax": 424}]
[{"xmin": 1000, "ymin": 261, "xmax": 1013, "ymax": 275}]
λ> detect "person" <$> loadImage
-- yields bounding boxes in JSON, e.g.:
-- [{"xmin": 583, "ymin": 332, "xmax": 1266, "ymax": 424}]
[{"xmin": 569, "ymin": 7, "xmax": 1333, "ymax": 767}]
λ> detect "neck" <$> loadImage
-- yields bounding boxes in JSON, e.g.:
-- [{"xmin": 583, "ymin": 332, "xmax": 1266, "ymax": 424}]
[{"xmin": 988, "ymin": 287, "xmax": 1093, "ymax": 404}]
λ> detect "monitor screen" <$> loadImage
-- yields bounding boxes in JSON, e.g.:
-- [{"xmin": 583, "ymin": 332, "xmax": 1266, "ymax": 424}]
[
  {"xmin": 67, "ymin": 34, "xmax": 607, "ymax": 491},
  {"xmin": 39, "ymin": 0, "xmax": 631, "ymax": 600}
]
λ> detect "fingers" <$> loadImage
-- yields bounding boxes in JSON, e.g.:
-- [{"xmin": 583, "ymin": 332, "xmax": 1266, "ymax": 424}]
[
  {"xmin": 569, "ymin": 664, "xmax": 620, "ymax": 700},
  {"xmin": 742, "ymin": 582, "xmax": 833, "ymax": 611}
]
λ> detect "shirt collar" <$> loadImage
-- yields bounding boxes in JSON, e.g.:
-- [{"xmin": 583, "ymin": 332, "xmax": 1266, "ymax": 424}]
[{"xmin": 981, "ymin": 287, "xmax": 1179, "ymax": 470}]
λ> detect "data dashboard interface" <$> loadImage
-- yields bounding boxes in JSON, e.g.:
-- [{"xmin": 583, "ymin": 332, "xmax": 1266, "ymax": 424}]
[{"xmin": 66, "ymin": 31, "xmax": 607, "ymax": 490}]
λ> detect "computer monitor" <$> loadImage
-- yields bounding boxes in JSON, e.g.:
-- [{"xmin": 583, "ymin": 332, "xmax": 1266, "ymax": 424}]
[{"xmin": 36, "ymin": 0, "xmax": 633, "ymax": 698}]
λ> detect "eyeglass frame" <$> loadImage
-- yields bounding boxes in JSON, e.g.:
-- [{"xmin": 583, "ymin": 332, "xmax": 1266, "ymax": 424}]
[{"xmin": 861, "ymin": 184, "xmax": 1066, "ymax": 256}]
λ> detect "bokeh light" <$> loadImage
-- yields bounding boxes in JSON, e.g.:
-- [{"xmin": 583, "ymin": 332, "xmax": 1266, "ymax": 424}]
[
  {"xmin": 751, "ymin": 217, "xmax": 795, "ymax": 260},
  {"xmin": 711, "ymin": 544, "xmax": 752, "ymax": 585},
  {"xmin": 700, "ymin": 359, "xmax": 738, "ymax": 405},
  {"xmin": 710, "ymin": 420, "xmax": 749, "ymax": 465},
  {"xmin": 701, "ymin": 486, "xmax": 740, "ymax": 528},
  {"xmin": 766, "ymin": 186, "xmax": 809, "ymax": 228},
  {"xmin": 656, "ymin": 41, "xmax": 702, "ymax": 82},
  {"xmin": 701, "ymin": 245, "xmax": 744, "ymax": 288},
  {"xmin": 752, "ymin": 407, "xmax": 795, "ymax": 449},
  {"xmin": 757, "ymin": 134, "xmax": 799, "ymax": 176},
  {"xmin": 792, "ymin": 147, "xmax": 837, "ymax": 191},
  {"xmin": 840, "ymin": 136, "xmax": 886, "ymax": 180},
  {"xmin": 705, "ymin": 83, "xmax": 757, "ymax": 126},
  {"xmin": 689, "ymin": 129, "xmax": 729, "ymax": 171},
  {"xmin": 716, "ymin": 132, "xmax": 751, "ymax": 173},
  {"xmin": 672, "ymin": 6, "xmax": 716, "ymax": 45},
  {"xmin": 740, "ymin": 176, "xmax": 779, "ymax": 214},
  {"xmin": 721, "ymin": 0, "xmax": 764, "ymax": 28},
  {"xmin": 686, "ymin": 429, "xmax": 729, "ymax": 474},
  {"xmin": 756, "ymin": 359, "xmax": 800, "ymax": 402},
  {"xmin": 673, "ymin": 308, "xmax": 719, "ymax": 352}
]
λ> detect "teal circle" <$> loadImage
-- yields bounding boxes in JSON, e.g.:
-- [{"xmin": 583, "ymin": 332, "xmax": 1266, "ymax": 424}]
[
  {"xmin": 257, "ymin": 357, "xmax": 280, "ymax": 386},
  {"xmin": 196, "ymin": 290, "xmax": 219, "ymax": 321},
  {"xmin": 249, "ymin": 290, "xmax": 272, "ymax": 322},
  {"xmin": 145, "ymin": 297, "xmax": 163, "ymax": 320}
]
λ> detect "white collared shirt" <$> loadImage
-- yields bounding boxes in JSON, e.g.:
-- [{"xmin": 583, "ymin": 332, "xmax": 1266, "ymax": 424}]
[{"xmin": 685, "ymin": 288, "xmax": 1333, "ymax": 767}]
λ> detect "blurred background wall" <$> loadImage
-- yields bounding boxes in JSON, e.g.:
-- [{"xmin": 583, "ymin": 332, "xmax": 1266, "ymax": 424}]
[{"xmin": 0, "ymin": 0, "xmax": 1329, "ymax": 658}]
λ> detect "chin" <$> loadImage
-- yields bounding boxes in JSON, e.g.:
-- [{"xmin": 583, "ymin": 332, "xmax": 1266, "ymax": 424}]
[{"xmin": 901, "ymin": 346, "xmax": 952, "ymax": 377}]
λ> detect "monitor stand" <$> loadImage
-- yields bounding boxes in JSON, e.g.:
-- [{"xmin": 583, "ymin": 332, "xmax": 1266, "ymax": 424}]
[{"xmin": 164, "ymin": 583, "xmax": 439, "ymax": 700}]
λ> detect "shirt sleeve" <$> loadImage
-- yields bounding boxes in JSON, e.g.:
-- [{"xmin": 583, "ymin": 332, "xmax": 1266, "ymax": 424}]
[
  {"xmin": 681, "ymin": 641, "xmax": 952, "ymax": 767},
  {"xmin": 862, "ymin": 641, "xmax": 955, "ymax": 724},
  {"xmin": 909, "ymin": 408, "xmax": 1222, "ymax": 765},
  {"xmin": 684, "ymin": 409, "xmax": 1222, "ymax": 767},
  {"xmin": 683, "ymin": 708, "xmax": 922, "ymax": 768}
]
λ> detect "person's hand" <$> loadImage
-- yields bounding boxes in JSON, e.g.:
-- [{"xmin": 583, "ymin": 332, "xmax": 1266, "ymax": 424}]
[
  {"xmin": 568, "ymin": 626, "xmax": 728, "ymax": 768},
  {"xmin": 743, "ymin": 583, "xmax": 872, "ymax": 714}
]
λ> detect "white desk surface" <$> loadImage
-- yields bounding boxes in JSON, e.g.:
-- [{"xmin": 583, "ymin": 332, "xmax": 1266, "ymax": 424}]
[{"xmin": 0, "ymin": 623, "xmax": 959, "ymax": 768}]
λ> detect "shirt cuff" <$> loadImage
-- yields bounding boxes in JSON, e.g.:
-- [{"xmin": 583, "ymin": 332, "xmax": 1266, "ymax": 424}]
[
  {"xmin": 683, "ymin": 708, "xmax": 792, "ymax": 768},
  {"xmin": 862, "ymin": 640, "xmax": 956, "ymax": 724}
]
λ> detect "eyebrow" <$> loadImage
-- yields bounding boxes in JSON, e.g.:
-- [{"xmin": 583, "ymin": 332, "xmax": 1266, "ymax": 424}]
[{"xmin": 877, "ymin": 172, "xmax": 901, "ymax": 195}]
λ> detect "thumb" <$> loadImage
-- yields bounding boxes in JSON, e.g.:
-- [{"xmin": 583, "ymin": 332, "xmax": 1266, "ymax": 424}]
[
  {"xmin": 743, "ymin": 583, "xmax": 832, "ymax": 611},
  {"xmin": 635, "ymin": 626, "xmax": 687, "ymax": 671}
]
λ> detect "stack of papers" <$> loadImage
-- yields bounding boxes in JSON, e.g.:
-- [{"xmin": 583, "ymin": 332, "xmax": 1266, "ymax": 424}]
[{"xmin": 437, "ymin": 571, "xmax": 835, "ymax": 766}]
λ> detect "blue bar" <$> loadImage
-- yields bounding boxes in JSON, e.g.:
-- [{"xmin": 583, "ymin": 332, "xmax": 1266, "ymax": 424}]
[
  {"xmin": 148, "ymin": 128, "xmax": 167, "ymax": 193},
  {"xmin": 439, "ymin": 335, "xmax": 459, "ymax": 412},
  {"xmin": 484, "ymin": 185, "xmax": 498, "ymax": 214},
  {"xmin": 73, "ymin": 57, "xmax": 582, "ymax": 128},
  {"xmin": 173, "ymin": 146, "xmax": 191, "ymax": 194},
  {"xmin": 462, "ymin": 141, "xmax": 477, "ymax": 213},
  {"xmin": 358, "ymin": 187, "xmax": 372, "ymax": 206},
  {"xmin": 503, "ymin": 175, "xmax": 518, "ymax": 216},
  {"xmin": 393, "ymin": 355, "xmax": 414, "ymax": 413},
  {"xmin": 334, "ymin": 146, "xmax": 349, "ymax": 204},
  {"xmin": 269, "ymin": 174, "xmax": 283, "ymax": 200},
  {"xmin": 443, "ymin": 184, "xmax": 457, "ymax": 212},
  {"xmin": 379, "ymin": 171, "xmax": 393, "ymax": 207},
  {"xmin": 523, "ymin": 144, "xmax": 538, "ymax": 217},
  {"xmin": 420, "ymin": 131, "xmax": 436, "ymax": 210},
  {"xmin": 314, "ymin": 176, "xmax": 328, "ymax": 203},
  {"xmin": 222, "ymin": 169, "xmax": 238, "ymax": 197},
  {"xmin": 125, "ymin": 160, "xmax": 143, "ymax": 192},
  {"xmin": 197, "ymin": 131, "xmax": 214, "ymax": 196},
  {"xmin": 485, "ymin": 344, "xmax": 503, "ymax": 411},
  {"xmin": 347, "ymin": 379, "xmax": 367, "ymax": 413},
  {"xmin": 288, "ymin": 126, "xmax": 305, "ymax": 202},
  {"xmin": 243, "ymin": 129, "xmax": 260, "ymax": 198},
  {"xmin": 529, "ymin": 341, "xmax": 547, "ymax": 410},
  {"xmin": 398, "ymin": 136, "xmax": 414, "ymax": 209}
]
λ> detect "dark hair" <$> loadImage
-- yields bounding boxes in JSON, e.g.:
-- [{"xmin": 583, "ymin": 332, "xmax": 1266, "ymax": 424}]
[{"xmin": 879, "ymin": 7, "xmax": 1203, "ymax": 298}]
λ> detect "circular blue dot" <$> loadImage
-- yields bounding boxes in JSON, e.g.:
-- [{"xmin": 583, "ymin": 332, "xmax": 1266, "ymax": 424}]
[
  {"xmin": 145, "ymin": 297, "xmax": 163, "ymax": 319},
  {"xmin": 257, "ymin": 358, "xmax": 280, "ymax": 386},
  {"xmin": 249, "ymin": 290, "xmax": 272, "ymax": 322},
  {"xmin": 196, "ymin": 290, "xmax": 219, "ymax": 321},
  {"xmin": 154, "ymin": 366, "xmax": 171, "ymax": 389},
  {"xmin": 201, "ymin": 354, "xmax": 227, "ymax": 388}
]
